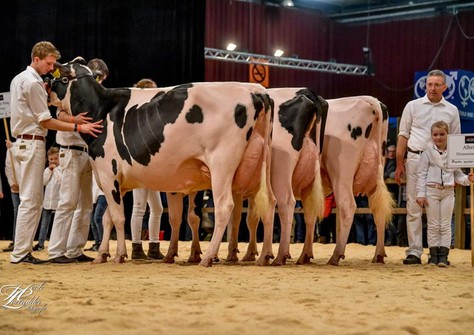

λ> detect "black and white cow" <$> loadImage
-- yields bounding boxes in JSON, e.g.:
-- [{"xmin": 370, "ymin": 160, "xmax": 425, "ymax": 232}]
[{"xmin": 49, "ymin": 57, "xmax": 273, "ymax": 267}]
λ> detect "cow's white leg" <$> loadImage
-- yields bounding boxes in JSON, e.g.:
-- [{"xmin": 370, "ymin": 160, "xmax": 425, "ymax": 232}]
[
  {"xmin": 272, "ymin": 196, "xmax": 295, "ymax": 266},
  {"xmin": 187, "ymin": 192, "xmax": 203, "ymax": 264},
  {"xmin": 256, "ymin": 201, "xmax": 276, "ymax": 266},
  {"xmin": 297, "ymin": 194, "xmax": 318, "ymax": 265},
  {"xmin": 328, "ymin": 190, "xmax": 356, "ymax": 265},
  {"xmin": 226, "ymin": 194, "xmax": 243, "ymax": 263},
  {"xmin": 200, "ymin": 183, "xmax": 234, "ymax": 267},
  {"xmin": 163, "ymin": 193, "xmax": 183, "ymax": 264},
  {"xmin": 93, "ymin": 207, "xmax": 112, "ymax": 264}
]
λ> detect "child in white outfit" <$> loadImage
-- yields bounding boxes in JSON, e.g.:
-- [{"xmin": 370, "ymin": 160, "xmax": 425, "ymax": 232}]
[
  {"xmin": 415, "ymin": 121, "xmax": 474, "ymax": 266},
  {"xmin": 33, "ymin": 147, "xmax": 62, "ymax": 250}
]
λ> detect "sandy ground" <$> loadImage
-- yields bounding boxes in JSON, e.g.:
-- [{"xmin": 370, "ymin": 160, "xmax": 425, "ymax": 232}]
[{"xmin": 0, "ymin": 240, "xmax": 473, "ymax": 335}]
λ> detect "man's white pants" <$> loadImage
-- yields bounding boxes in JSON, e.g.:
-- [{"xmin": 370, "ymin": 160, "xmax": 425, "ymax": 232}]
[
  {"xmin": 405, "ymin": 152, "xmax": 424, "ymax": 258},
  {"xmin": 10, "ymin": 140, "xmax": 45, "ymax": 263},
  {"xmin": 48, "ymin": 149, "xmax": 92, "ymax": 259}
]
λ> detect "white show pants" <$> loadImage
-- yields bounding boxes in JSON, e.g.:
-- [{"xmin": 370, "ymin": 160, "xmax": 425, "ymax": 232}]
[{"xmin": 131, "ymin": 189, "xmax": 163, "ymax": 243}]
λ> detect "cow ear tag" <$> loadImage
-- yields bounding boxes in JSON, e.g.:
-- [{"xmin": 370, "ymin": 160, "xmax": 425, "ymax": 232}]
[
  {"xmin": 95, "ymin": 76, "xmax": 100, "ymax": 82},
  {"xmin": 52, "ymin": 69, "xmax": 60, "ymax": 78}
]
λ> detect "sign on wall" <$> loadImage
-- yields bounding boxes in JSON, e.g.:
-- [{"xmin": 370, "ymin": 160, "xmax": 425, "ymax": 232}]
[
  {"xmin": 0, "ymin": 92, "xmax": 10, "ymax": 119},
  {"xmin": 414, "ymin": 70, "xmax": 474, "ymax": 122},
  {"xmin": 249, "ymin": 58, "xmax": 269, "ymax": 88}
]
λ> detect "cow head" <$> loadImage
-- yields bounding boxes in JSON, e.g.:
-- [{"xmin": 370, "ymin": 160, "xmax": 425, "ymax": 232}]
[{"xmin": 49, "ymin": 57, "xmax": 98, "ymax": 115}]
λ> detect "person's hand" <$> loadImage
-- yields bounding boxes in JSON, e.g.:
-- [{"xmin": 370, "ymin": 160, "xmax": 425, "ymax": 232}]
[
  {"xmin": 74, "ymin": 112, "xmax": 93, "ymax": 125},
  {"xmin": 11, "ymin": 184, "xmax": 19, "ymax": 193},
  {"xmin": 394, "ymin": 165, "xmax": 405, "ymax": 185},
  {"xmin": 0, "ymin": 191, "xmax": 4, "ymax": 199},
  {"xmin": 5, "ymin": 139, "xmax": 12, "ymax": 149},
  {"xmin": 468, "ymin": 173, "xmax": 474, "ymax": 183},
  {"xmin": 78, "ymin": 120, "xmax": 103, "ymax": 138},
  {"xmin": 416, "ymin": 197, "xmax": 428, "ymax": 208}
]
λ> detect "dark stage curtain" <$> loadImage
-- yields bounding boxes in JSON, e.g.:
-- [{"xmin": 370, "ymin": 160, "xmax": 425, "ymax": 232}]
[{"xmin": 0, "ymin": 0, "xmax": 205, "ymax": 239}]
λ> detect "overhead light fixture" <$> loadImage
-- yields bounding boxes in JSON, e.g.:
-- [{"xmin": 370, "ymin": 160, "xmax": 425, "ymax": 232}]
[
  {"xmin": 274, "ymin": 49, "xmax": 284, "ymax": 57},
  {"xmin": 226, "ymin": 43, "xmax": 237, "ymax": 51},
  {"xmin": 282, "ymin": 0, "xmax": 294, "ymax": 7}
]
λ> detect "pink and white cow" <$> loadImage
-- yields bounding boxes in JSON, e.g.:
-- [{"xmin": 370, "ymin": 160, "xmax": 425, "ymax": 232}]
[
  {"xmin": 321, "ymin": 96, "xmax": 394, "ymax": 265},
  {"xmin": 163, "ymin": 88, "xmax": 327, "ymax": 266},
  {"xmin": 240, "ymin": 95, "xmax": 393, "ymax": 266},
  {"xmin": 227, "ymin": 87, "xmax": 328, "ymax": 265},
  {"xmin": 49, "ymin": 57, "xmax": 273, "ymax": 267}
]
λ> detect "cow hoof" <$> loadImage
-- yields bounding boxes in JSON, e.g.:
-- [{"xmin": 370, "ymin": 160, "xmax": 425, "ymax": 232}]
[
  {"xmin": 199, "ymin": 258, "xmax": 213, "ymax": 267},
  {"xmin": 242, "ymin": 252, "xmax": 257, "ymax": 262},
  {"xmin": 256, "ymin": 254, "xmax": 272, "ymax": 266},
  {"xmin": 114, "ymin": 254, "xmax": 127, "ymax": 263},
  {"xmin": 92, "ymin": 253, "xmax": 110, "ymax": 264},
  {"xmin": 296, "ymin": 253, "xmax": 312, "ymax": 265},
  {"xmin": 225, "ymin": 253, "xmax": 239, "ymax": 263},
  {"xmin": 187, "ymin": 253, "xmax": 201, "ymax": 264},
  {"xmin": 372, "ymin": 254, "xmax": 386, "ymax": 264},
  {"xmin": 162, "ymin": 255, "xmax": 176, "ymax": 264},
  {"xmin": 327, "ymin": 254, "xmax": 344, "ymax": 266}
]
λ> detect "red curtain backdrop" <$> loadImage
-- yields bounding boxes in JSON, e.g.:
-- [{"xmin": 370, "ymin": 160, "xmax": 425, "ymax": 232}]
[{"xmin": 205, "ymin": 0, "xmax": 474, "ymax": 116}]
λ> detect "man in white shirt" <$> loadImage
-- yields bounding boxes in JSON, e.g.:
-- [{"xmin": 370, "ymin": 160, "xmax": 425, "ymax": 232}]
[
  {"xmin": 9, "ymin": 41, "xmax": 102, "ymax": 264},
  {"xmin": 395, "ymin": 69, "xmax": 461, "ymax": 265}
]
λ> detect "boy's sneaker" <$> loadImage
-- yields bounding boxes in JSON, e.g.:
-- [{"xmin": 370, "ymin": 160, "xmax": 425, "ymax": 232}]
[{"xmin": 32, "ymin": 244, "xmax": 44, "ymax": 251}]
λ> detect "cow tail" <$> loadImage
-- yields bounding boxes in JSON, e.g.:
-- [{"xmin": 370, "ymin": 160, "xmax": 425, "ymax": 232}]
[
  {"xmin": 368, "ymin": 165, "xmax": 396, "ymax": 227},
  {"xmin": 307, "ymin": 156, "xmax": 325, "ymax": 222}
]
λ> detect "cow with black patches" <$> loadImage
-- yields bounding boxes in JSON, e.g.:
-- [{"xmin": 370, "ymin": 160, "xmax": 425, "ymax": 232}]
[
  {"xmin": 49, "ymin": 57, "xmax": 273, "ymax": 267},
  {"xmin": 180, "ymin": 88, "xmax": 328, "ymax": 266},
  {"xmin": 320, "ymin": 96, "xmax": 394, "ymax": 265},
  {"xmin": 230, "ymin": 87, "xmax": 328, "ymax": 266}
]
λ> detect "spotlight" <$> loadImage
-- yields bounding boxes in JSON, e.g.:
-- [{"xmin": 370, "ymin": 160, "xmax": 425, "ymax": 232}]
[
  {"xmin": 274, "ymin": 49, "xmax": 284, "ymax": 57},
  {"xmin": 226, "ymin": 43, "xmax": 237, "ymax": 51},
  {"xmin": 282, "ymin": 0, "xmax": 294, "ymax": 7}
]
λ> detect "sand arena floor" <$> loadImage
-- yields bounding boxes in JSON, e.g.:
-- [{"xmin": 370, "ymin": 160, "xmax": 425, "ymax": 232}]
[{"xmin": 0, "ymin": 240, "xmax": 473, "ymax": 335}]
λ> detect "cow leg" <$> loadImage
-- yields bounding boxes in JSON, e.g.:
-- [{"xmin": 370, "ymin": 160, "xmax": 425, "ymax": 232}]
[
  {"xmin": 256, "ymin": 199, "xmax": 276, "ymax": 266},
  {"xmin": 297, "ymin": 195, "xmax": 317, "ymax": 265},
  {"xmin": 93, "ymin": 207, "xmax": 112, "ymax": 264},
  {"xmin": 328, "ymin": 191, "xmax": 356, "ymax": 265},
  {"xmin": 369, "ymin": 172, "xmax": 394, "ymax": 263},
  {"xmin": 200, "ymin": 182, "xmax": 234, "ymax": 267},
  {"xmin": 187, "ymin": 192, "xmax": 203, "ymax": 264},
  {"xmin": 102, "ymin": 198, "xmax": 127, "ymax": 264},
  {"xmin": 242, "ymin": 198, "xmax": 259, "ymax": 262},
  {"xmin": 272, "ymin": 195, "xmax": 295, "ymax": 266},
  {"xmin": 163, "ymin": 193, "xmax": 183, "ymax": 264},
  {"xmin": 226, "ymin": 194, "xmax": 243, "ymax": 263}
]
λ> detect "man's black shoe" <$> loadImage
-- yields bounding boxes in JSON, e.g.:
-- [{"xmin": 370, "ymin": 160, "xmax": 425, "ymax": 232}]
[
  {"xmin": 3, "ymin": 242, "xmax": 14, "ymax": 252},
  {"xmin": 403, "ymin": 254, "xmax": 421, "ymax": 265},
  {"xmin": 11, "ymin": 253, "xmax": 48, "ymax": 264},
  {"xmin": 72, "ymin": 254, "xmax": 94, "ymax": 262},
  {"xmin": 49, "ymin": 256, "xmax": 78, "ymax": 264}
]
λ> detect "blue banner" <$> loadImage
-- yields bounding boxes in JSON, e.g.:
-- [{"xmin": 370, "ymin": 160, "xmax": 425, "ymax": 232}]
[{"xmin": 414, "ymin": 69, "xmax": 474, "ymax": 121}]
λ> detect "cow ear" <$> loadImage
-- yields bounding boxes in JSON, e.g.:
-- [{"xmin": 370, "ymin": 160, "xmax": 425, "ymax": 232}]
[{"xmin": 71, "ymin": 56, "xmax": 87, "ymax": 65}]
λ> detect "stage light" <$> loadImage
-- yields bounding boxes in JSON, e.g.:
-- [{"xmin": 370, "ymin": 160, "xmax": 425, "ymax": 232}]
[
  {"xmin": 274, "ymin": 49, "xmax": 284, "ymax": 57},
  {"xmin": 226, "ymin": 43, "xmax": 237, "ymax": 51},
  {"xmin": 282, "ymin": 0, "xmax": 294, "ymax": 7}
]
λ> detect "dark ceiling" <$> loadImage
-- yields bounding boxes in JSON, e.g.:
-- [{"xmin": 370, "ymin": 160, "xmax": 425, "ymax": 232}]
[{"xmin": 260, "ymin": 0, "xmax": 474, "ymax": 24}]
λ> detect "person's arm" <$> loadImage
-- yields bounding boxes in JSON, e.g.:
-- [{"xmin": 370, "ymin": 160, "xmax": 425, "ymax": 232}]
[
  {"xmin": 395, "ymin": 136, "xmax": 407, "ymax": 185},
  {"xmin": 415, "ymin": 152, "xmax": 429, "ymax": 208},
  {"xmin": 40, "ymin": 118, "xmax": 103, "ymax": 137},
  {"xmin": 57, "ymin": 110, "xmax": 92, "ymax": 125}
]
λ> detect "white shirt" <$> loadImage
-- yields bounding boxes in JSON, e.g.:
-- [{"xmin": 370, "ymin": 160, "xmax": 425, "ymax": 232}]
[
  {"xmin": 10, "ymin": 66, "xmax": 52, "ymax": 138},
  {"xmin": 416, "ymin": 144, "xmax": 470, "ymax": 197},
  {"xmin": 398, "ymin": 95, "xmax": 460, "ymax": 152},
  {"xmin": 56, "ymin": 129, "xmax": 87, "ymax": 147}
]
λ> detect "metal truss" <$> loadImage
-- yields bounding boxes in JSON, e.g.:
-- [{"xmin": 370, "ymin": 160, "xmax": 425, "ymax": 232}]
[{"xmin": 204, "ymin": 47, "xmax": 368, "ymax": 76}]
